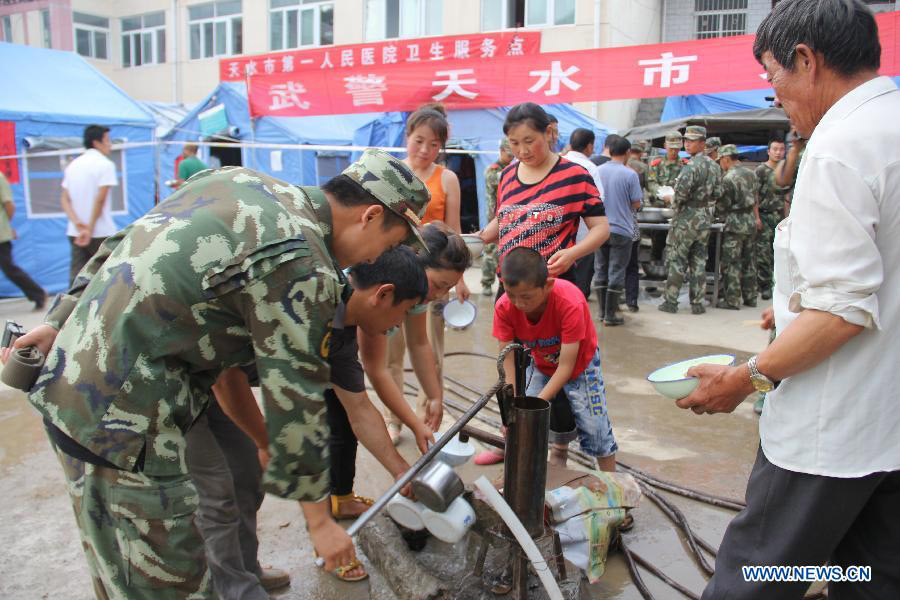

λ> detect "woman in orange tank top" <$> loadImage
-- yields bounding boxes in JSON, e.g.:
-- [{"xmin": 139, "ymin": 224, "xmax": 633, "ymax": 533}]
[{"xmin": 381, "ymin": 104, "xmax": 470, "ymax": 442}]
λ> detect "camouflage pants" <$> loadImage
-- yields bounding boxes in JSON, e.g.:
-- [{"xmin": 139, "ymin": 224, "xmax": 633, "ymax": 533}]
[
  {"xmin": 664, "ymin": 223, "xmax": 710, "ymax": 306},
  {"xmin": 51, "ymin": 441, "xmax": 212, "ymax": 600},
  {"xmin": 481, "ymin": 243, "xmax": 498, "ymax": 289},
  {"xmin": 756, "ymin": 211, "xmax": 781, "ymax": 294},
  {"xmin": 721, "ymin": 232, "xmax": 758, "ymax": 306}
]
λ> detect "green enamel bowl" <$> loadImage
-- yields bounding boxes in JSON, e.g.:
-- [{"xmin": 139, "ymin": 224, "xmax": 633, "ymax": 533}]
[{"xmin": 647, "ymin": 354, "xmax": 736, "ymax": 399}]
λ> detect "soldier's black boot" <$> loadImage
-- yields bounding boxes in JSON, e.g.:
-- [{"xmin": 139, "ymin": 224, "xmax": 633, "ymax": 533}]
[
  {"xmin": 605, "ymin": 287, "xmax": 625, "ymax": 326},
  {"xmin": 595, "ymin": 285, "xmax": 607, "ymax": 319}
]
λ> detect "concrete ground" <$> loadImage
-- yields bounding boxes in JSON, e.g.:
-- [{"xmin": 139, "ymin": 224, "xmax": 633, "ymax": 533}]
[{"xmin": 0, "ymin": 265, "xmax": 783, "ymax": 599}]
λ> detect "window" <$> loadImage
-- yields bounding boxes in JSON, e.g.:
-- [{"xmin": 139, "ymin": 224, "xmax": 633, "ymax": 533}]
[
  {"xmin": 482, "ymin": 0, "xmax": 572, "ymax": 30},
  {"xmin": 122, "ymin": 12, "xmax": 166, "ymax": 67},
  {"xmin": 189, "ymin": 1, "xmax": 242, "ymax": 60},
  {"xmin": 695, "ymin": 0, "xmax": 747, "ymax": 39},
  {"xmin": 270, "ymin": 0, "xmax": 334, "ymax": 50},
  {"xmin": 41, "ymin": 9, "xmax": 51, "ymax": 48},
  {"xmin": 1, "ymin": 15, "xmax": 12, "ymax": 43},
  {"xmin": 315, "ymin": 153, "xmax": 350, "ymax": 186},
  {"xmin": 24, "ymin": 146, "xmax": 128, "ymax": 218},
  {"xmin": 73, "ymin": 12, "xmax": 109, "ymax": 59},
  {"xmin": 364, "ymin": 0, "xmax": 442, "ymax": 41}
]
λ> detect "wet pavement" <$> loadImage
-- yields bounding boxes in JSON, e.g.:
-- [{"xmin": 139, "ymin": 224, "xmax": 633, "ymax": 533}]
[{"xmin": 0, "ymin": 266, "xmax": 777, "ymax": 599}]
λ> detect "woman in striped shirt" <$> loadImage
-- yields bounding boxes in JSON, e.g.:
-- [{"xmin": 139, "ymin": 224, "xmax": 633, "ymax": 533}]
[{"xmin": 479, "ymin": 103, "xmax": 610, "ymax": 294}]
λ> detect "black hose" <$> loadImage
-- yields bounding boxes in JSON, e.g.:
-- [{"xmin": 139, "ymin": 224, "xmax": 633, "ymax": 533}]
[
  {"xmin": 618, "ymin": 535, "xmax": 657, "ymax": 600},
  {"xmin": 626, "ymin": 542, "xmax": 701, "ymax": 600},
  {"xmin": 640, "ymin": 485, "xmax": 715, "ymax": 576}
]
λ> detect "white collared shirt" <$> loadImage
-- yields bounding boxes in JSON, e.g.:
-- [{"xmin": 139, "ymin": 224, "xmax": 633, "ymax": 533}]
[
  {"xmin": 564, "ymin": 150, "xmax": 604, "ymax": 242},
  {"xmin": 62, "ymin": 148, "xmax": 118, "ymax": 238},
  {"xmin": 760, "ymin": 76, "xmax": 900, "ymax": 477}
]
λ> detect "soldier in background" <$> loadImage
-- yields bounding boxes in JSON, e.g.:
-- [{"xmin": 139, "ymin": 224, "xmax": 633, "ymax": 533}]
[
  {"xmin": 705, "ymin": 137, "xmax": 722, "ymax": 161},
  {"xmin": 659, "ymin": 126, "xmax": 722, "ymax": 315},
  {"xmin": 9, "ymin": 149, "xmax": 428, "ymax": 598},
  {"xmin": 481, "ymin": 138, "xmax": 513, "ymax": 295},
  {"xmin": 715, "ymin": 145, "xmax": 759, "ymax": 310},
  {"xmin": 754, "ymin": 139, "xmax": 789, "ymax": 300},
  {"xmin": 646, "ymin": 131, "xmax": 687, "ymax": 264}
]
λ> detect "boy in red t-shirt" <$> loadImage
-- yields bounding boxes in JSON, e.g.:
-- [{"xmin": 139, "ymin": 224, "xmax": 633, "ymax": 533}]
[{"xmin": 492, "ymin": 247, "xmax": 618, "ymax": 471}]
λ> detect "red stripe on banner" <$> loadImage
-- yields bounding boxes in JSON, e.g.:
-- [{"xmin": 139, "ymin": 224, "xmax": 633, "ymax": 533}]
[
  {"xmin": 246, "ymin": 12, "xmax": 899, "ymax": 118},
  {"xmin": 0, "ymin": 122, "xmax": 19, "ymax": 184},
  {"xmin": 220, "ymin": 32, "xmax": 541, "ymax": 81}
]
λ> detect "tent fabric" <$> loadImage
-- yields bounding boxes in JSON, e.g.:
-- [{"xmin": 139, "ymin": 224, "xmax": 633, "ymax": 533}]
[
  {"xmin": 161, "ymin": 83, "xmax": 612, "ymax": 228},
  {"xmin": 139, "ymin": 101, "xmax": 195, "ymax": 138},
  {"xmin": 0, "ymin": 43, "xmax": 156, "ymax": 298}
]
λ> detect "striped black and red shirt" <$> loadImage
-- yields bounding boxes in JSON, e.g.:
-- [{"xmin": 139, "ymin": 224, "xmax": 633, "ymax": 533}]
[{"xmin": 496, "ymin": 156, "xmax": 604, "ymax": 268}]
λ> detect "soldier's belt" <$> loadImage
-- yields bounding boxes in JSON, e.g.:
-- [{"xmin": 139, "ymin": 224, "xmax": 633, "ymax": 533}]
[{"xmin": 1, "ymin": 346, "xmax": 45, "ymax": 391}]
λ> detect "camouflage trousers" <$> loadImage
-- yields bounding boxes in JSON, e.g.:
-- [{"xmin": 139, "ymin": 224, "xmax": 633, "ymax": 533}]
[
  {"xmin": 480, "ymin": 243, "xmax": 498, "ymax": 289},
  {"xmin": 721, "ymin": 231, "xmax": 758, "ymax": 307},
  {"xmin": 664, "ymin": 223, "xmax": 710, "ymax": 306},
  {"xmin": 756, "ymin": 211, "xmax": 781, "ymax": 294},
  {"xmin": 51, "ymin": 440, "xmax": 212, "ymax": 599}
]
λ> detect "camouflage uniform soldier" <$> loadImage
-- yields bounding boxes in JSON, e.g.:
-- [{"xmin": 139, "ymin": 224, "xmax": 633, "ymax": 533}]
[
  {"xmin": 705, "ymin": 137, "xmax": 722, "ymax": 159},
  {"xmin": 18, "ymin": 149, "xmax": 428, "ymax": 599},
  {"xmin": 754, "ymin": 139, "xmax": 789, "ymax": 299},
  {"xmin": 647, "ymin": 131, "xmax": 687, "ymax": 208},
  {"xmin": 715, "ymin": 145, "xmax": 759, "ymax": 309},
  {"xmin": 659, "ymin": 126, "xmax": 722, "ymax": 314},
  {"xmin": 481, "ymin": 138, "xmax": 513, "ymax": 294}
]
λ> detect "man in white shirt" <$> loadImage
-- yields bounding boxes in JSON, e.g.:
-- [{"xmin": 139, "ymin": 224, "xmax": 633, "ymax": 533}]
[
  {"xmin": 675, "ymin": 1, "xmax": 900, "ymax": 599},
  {"xmin": 60, "ymin": 125, "xmax": 118, "ymax": 285},
  {"xmin": 564, "ymin": 128, "xmax": 604, "ymax": 299}
]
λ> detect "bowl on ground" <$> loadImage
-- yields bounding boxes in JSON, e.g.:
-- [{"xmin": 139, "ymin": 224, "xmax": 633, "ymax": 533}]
[{"xmin": 646, "ymin": 354, "xmax": 736, "ymax": 399}]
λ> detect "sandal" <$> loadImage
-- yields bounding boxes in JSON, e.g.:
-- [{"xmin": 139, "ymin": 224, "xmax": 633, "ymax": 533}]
[
  {"xmin": 331, "ymin": 492, "xmax": 375, "ymax": 520},
  {"xmin": 316, "ymin": 555, "xmax": 369, "ymax": 582},
  {"xmin": 474, "ymin": 449, "xmax": 505, "ymax": 465}
]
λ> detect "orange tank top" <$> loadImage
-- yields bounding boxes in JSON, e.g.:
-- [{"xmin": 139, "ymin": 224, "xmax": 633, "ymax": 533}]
[{"xmin": 421, "ymin": 164, "xmax": 447, "ymax": 224}]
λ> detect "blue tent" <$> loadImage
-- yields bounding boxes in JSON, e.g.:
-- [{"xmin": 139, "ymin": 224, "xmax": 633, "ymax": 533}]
[
  {"xmin": 161, "ymin": 83, "xmax": 611, "ymax": 228},
  {"xmin": 0, "ymin": 42, "xmax": 156, "ymax": 296}
]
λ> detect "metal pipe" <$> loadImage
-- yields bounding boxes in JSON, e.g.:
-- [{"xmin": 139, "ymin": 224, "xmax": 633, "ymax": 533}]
[
  {"xmin": 503, "ymin": 395, "xmax": 550, "ymax": 539},
  {"xmin": 343, "ymin": 343, "xmax": 522, "ymax": 538}
]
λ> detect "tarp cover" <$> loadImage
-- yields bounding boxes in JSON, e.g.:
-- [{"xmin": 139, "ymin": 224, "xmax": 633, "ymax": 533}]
[
  {"xmin": 161, "ymin": 82, "xmax": 611, "ymax": 228},
  {"xmin": 0, "ymin": 42, "xmax": 156, "ymax": 297}
]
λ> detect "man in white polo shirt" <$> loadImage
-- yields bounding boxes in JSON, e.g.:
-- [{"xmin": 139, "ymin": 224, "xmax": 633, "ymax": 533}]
[
  {"xmin": 676, "ymin": 1, "xmax": 900, "ymax": 599},
  {"xmin": 60, "ymin": 124, "xmax": 117, "ymax": 285}
]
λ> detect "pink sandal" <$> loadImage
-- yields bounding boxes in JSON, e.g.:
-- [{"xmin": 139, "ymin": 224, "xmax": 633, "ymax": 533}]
[{"xmin": 474, "ymin": 450, "xmax": 505, "ymax": 465}]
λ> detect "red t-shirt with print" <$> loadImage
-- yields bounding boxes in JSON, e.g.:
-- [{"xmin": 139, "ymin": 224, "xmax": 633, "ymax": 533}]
[{"xmin": 493, "ymin": 278, "xmax": 598, "ymax": 378}]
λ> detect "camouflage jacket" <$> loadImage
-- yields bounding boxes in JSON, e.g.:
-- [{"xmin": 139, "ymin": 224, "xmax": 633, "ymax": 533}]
[
  {"xmin": 671, "ymin": 153, "xmax": 722, "ymax": 227},
  {"xmin": 646, "ymin": 157, "xmax": 686, "ymax": 207},
  {"xmin": 31, "ymin": 167, "xmax": 343, "ymax": 502},
  {"xmin": 754, "ymin": 162, "xmax": 789, "ymax": 214},
  {"xmin": 483, "ymin": 160, "xmax": 509, "ymax": 219},
  {"xmin": 719, "ymin": 165, "xmax": 758, "ymax": 235}
]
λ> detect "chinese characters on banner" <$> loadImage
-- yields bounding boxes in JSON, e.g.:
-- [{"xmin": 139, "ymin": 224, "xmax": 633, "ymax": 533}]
[
  {"xmin": 245, "ymin": 11, "xmax": 898, "ymax": 118},
  {"xmin": 0, "ymin": 122, "xmax": 19, "ymax": 184},
  {"xmin": 220, "ymin": 32, "xmax": 541, "ymax": 81}
]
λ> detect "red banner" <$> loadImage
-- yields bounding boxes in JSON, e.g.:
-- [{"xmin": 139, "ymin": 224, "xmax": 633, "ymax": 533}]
[
  {"xmin": 0, "ymin": 122, "xmax": 19, "ymax": 184},
  {"xmin": 247, "ymin": 12, "xmax": 898, "ymax": 118},
  {"xmin": 220, "ymin": 32, "xmax": 541, "ymax": 81}
]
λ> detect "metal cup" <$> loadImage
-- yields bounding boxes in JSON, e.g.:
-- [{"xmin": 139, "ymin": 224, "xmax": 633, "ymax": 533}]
[{"xmin": 411, "ymin": 460, "xmax": 465, "ymax": 513}]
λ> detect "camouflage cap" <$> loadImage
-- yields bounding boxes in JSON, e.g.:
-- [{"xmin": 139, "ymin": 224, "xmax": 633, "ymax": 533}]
[
  {"xmin": 683, "ymin": 125, "xmax": 707, "ymax": 140},
  {"xmin": 664, "ymin": 131, "xmax": 683, "ymax": 149},
  {"xmin": 500, "ymin": 137, "xmax": 511, "ymax": 151},
  {"xmin": 342, "ymin": 148, "xmax": 429, "ymax": 248},
  {"xmin": 705, "ymin": 137, "xmax": 722, "ymax": 149},
  {"xmin": 718, "ymin": 144, "xmax": 739, "ymax": 158}
]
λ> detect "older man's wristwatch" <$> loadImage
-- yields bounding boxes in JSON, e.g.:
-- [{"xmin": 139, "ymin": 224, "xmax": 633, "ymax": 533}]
[{"xmin": 748, "ymin": 355, "xmax": 775, "ymax": 393}]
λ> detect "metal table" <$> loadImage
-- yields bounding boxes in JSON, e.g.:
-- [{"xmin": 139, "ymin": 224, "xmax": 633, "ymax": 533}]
[{"xmin": 637, "ymin": 222, "xmax": 725, "ymax": 306}]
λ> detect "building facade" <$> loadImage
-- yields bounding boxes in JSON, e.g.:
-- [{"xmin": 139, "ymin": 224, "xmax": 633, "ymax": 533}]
[{"xmin": 1, "ymin": 0, "xmax": 895, "ymax": 130}]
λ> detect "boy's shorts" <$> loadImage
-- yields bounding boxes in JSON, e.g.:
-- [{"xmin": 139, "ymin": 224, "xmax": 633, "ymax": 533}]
[{"xmin": 524, "ymin": 348, "xmax": 618, "ymax": 458}]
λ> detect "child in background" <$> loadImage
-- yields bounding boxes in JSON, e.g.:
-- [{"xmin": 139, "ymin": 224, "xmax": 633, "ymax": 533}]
[{"xmin": 490, "ymin": 247, "xmax": 618, "ymax": 471}]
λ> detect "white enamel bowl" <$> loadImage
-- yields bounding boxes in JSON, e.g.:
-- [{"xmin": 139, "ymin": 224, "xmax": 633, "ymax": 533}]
[{"xmin": 646, "ymin": 354, "xmax": 736, "ymax": 399}]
